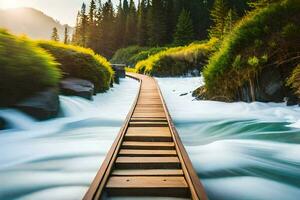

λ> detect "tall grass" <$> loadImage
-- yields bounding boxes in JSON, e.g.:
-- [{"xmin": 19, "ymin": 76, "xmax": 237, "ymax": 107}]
[
  {"xmin": 0, "ymin": 29, "xmax": 61, "ymax": 106},
  {"xmin": 38, "ymin": 41, "xmax": 113, "ymax": 92},
  {"xmin": 135, "ymin": 38, "xmax": 218, "ymax": 76},
  {"xmin": 111, "ymin": 46, "xmax": 166, "ymax": 67},
  {"xmin": 203, "ymin": 0, "xmax": 300, "ymax": 99}
]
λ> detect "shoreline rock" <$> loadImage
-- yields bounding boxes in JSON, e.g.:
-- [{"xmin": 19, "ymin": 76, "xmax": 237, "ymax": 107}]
[
  {"xmin": 60, "ymin": 78, "xmax": 94, "ymax": 100},
  {"xmin": 15, "ymin": 88, "xmax": 60, "ymax": 120}
]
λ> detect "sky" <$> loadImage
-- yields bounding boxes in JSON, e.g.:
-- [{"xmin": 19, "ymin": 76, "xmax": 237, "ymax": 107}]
[{"xmin": 0, "ymin": 0, "xmax": 137, "ymax": 26}]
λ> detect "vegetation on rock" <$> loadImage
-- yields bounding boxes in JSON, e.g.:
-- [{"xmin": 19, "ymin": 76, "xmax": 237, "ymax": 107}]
[
  {"xmin": 111, "ymin": 46, "xmax": 167, "ymax": 67},
  {"xmin": 203, "ymin": 0, "xmax": 300, "ymax": 101},
  {"xmin": 135, "ymin": 38, "xmax": 218, "ymax": 76},
  {"xmin": 38, "ymin": 41, "xmax": 113, "ymax": 92},
  {"xmin": 0, "ymin": 29, "xmax": 61, "ymax": 106}
]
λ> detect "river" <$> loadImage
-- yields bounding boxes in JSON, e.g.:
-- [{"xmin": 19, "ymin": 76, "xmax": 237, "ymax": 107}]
[
  {"xmin": 157, "ymin": 77, "xmax": 300, "ymax": 200},
  {"xmin": 0, "ymin": 77, "xmax": 299, "ymax": 200}
]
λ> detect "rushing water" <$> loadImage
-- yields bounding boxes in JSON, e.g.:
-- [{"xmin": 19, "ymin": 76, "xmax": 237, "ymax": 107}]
[
  {"xmin": 0, "ymin": 78, "xmax": 139, "ymax": 200},
  {"xmin": 157, "ymin": 77, "xmax": 300, "ymax": 200},
  {"xmin": 1, "ymin": 76, "xmax": 300, "ymax": 200}
]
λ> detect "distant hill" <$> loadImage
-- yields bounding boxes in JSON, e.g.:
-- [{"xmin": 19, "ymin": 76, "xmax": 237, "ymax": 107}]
[{"xmin": 0, "ymin": 7, "xmax": 73, "ymax": 40}]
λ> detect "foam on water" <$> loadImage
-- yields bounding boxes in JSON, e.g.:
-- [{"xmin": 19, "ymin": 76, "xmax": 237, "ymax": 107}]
[
  {"xmin": 157, "ymin": 77, "xmax": 300, "ymax": 200},
  {"xmin": 0, "ymin": 78, "xmax": 139, "ymax": 200}
]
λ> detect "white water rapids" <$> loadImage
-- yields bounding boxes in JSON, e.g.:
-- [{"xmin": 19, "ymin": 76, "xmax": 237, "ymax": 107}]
[
  {"xmin": 0, "ymin": 76, "xmax": 299, "ymax": 200},
  {"xmin": 157, "ymin": 77, "xmax": 300, "ymax": 200}
]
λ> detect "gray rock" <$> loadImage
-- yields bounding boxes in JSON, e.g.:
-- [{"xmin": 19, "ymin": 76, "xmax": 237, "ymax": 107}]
[
  {"xmin": 180, "ymin": 93, "xmax": 188, "ymax": 96},
  {"xmin": 16, "ymin": 88, "xmax": 60, "ymax": 120},
  {"xmin": 112, "ymin": 65, "xmax": 126, "ymax": 84},
  {"xmin": 237, "ymin": 67, "xmax": 286, "ymax": 102},
  {"xmin": 60, "ymin": 78, "xmax": 94, "ymax": 100},
  {"xmin": 0, "ymin": 117, "xmax": 7, "ymax": 130}
]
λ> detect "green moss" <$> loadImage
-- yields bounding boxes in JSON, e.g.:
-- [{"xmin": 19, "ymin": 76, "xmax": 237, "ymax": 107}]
[
  {"xmin": 203, "ymin": 0, "xmax": 300, "ymax": 99},
  {"xmin": 0, "ymin": 29, "xmax": 61, "ymax": 106},
  {"xmin": 135, "ymin": 38, "xmax": 219, "ymax": 76},
  {"xmin": 287, "ymin": 64, "xmax": 300, "ymax": 95},
  {"xmin": 37, "ymin": 41, "xmax": 113, "ymax": 92},
  {"xmin": 111, "ymin": 46, "xmax": 166, "ymax": 67}
]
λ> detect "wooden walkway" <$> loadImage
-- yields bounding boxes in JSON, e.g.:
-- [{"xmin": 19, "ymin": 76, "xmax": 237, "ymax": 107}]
[{"xmin": 84, "ymin": 73, "xmax": 207, "ymax": 200}]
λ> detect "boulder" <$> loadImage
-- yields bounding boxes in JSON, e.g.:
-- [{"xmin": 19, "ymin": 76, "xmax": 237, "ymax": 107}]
[
  {"xmin": 286, "ymin": 95, "xmax": 300, "ymax": 106},
  {"xmin": 60, "ymin": 78, "xmax": 94, "ymax": 100},
  {"xmin": 237, "ymin": 67, "xmax": 288, "ymax": 103},
  {"xmin": 112, "ymin": 65, "xmax": 126, "ymax": 84},
  {"xmin": 180, "ymin": 93, "xmax": 188, "ymax": 96},
  {"xmin": 15, "ymin": 88, "xmax": 60, "ymax": 120},
  {"xmin": 0, "ymin": 117, "xmax": 7, "ymax": 130}
]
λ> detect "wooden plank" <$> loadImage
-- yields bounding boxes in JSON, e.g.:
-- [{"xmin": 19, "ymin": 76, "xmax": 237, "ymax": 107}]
[
  {"xmin": 129, "ymin": 121, "xmax": 169, "ymax": 127},
  {"xmin": 84, "ymin": 73, "xmax": 207, "ymax": 200},
  {"xmin": 106, "ymin": 176, "xmax": 188, "ymax": 188},
  {"xmin": 133, "ymin": 113, "xmax": 166, "ymax": 118},
  {"xmin": 119, "ymin": 149, "xmax": 177, "ymax": 157},
  {"xmin": 130, "ymin": 118, "xmax": 167, "ymax": 122},
  {"xmin": 112, "ymin": 169, "xmax": 184, "ymax": 176},
  {"xmin": 106, "ymin": 176, "xmax": 189, "ymax": 197},
  {"xmin": 122, "ymin": 141, "xmax": 175, "ymax": 150},
  {"xmin": 127, "ymin": 127, "xmax": 170, "ymax": 134},
  {"xmin": 125, "ymin": 134, "xmax": 172, "ymax": 142},
  {"xmin": 115, "ymin": 157, "xmax": 181, "ymax": 169}
]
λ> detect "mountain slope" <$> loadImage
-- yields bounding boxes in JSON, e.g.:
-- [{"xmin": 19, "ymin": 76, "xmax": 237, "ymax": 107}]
[{"xmin": 0, "ymin": 7, "xmax": 73, "ymax": 40}]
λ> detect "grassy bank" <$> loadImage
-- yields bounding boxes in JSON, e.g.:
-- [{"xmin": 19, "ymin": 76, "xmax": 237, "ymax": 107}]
[
  {"xmin": 111, "ymin": 46, "xmax": 166, "ymax": 67},
  {"xmin": 38, "ymin": 41, "xmax": 114, "ymax": 92},
  {"xmin": 203, "ymin": 0, "xmax": 300, "ymax": 100},
  {"xmin": 135, "ymin": 38, "xmax": 218, "ymax": 76},
  {"xmin": 0, "ymin": 29, "xmax": 61, "ymax": 106}
]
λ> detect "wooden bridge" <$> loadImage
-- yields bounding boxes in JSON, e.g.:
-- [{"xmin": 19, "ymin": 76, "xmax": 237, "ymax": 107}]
[{"xmin": 84, "ymin": 73, "xmax": 207, "ymax": 200}]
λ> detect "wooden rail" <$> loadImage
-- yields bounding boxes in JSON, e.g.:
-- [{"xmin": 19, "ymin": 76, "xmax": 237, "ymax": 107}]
[{"xmin": 84, "ymin": 73, "xmax": 207, "ymax": 200}]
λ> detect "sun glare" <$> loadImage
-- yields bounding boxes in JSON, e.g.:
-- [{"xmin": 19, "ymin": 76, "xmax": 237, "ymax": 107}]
[{"xmin": 0, "ymin": 0, "xmax": 24, "ymax": 9}]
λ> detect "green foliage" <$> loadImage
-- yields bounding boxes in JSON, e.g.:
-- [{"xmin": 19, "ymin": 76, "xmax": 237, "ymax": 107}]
[
  {"xmin": 137, "ymin": 0, "xmax": 148, "ymax": 46},
  {"xmin": 0, "ymin": 29, "xmax": 61, "ymax": 106},
  {"xmin": 204, "ymin": 0, "xmax": 300, "ymax": 100},
  {"xmin": 209, "ymin": 0, "xmax": 229, "ymax": 39},
  {"xmin": 111, "ymin": 46, "xmax": 147, "ymax": 66},
  {"xmin": 125, "ymin": 67, "xmax": 136, "ymax": 73},
  {"xmin": 111, "ymin": 45, "xmax": 166, "ymax": 67},
  {"xmin": 51, "ymin": 27, "xmax": 60, "ymax": 41},
  {"xmin": 38, "ymin": 40, "xmax": 113, "ymax": 92},
  {"xmin": 287, "ymin": 64, "xmax": 300, "ymax": 95},
  {"xmin": 136, "ymin": 38, "xmax": 218, "ymax": 76},
  {"xmin": 174, "ymin": 9, "xmax": 194, "ymax": 46}
]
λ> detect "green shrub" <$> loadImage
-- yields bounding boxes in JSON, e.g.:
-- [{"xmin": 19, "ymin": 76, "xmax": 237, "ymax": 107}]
[
  {"xmin": 111, "ymin": 46, "xmax": 147, "ymax": 67},
  {"xmin": 130, "ymin": 47, "xmax": 167, "ymax": 66},
  {"xmin": 287, "ymin": 64, "xmax": 300, "ymax": 95},
  {"xmin": 38, "ymin": 41, "xmax": 113, "ymax": 92},
  {"xmin": 135, "ymin": 38, "xmax": 218, "ymax": 76},
  {"xmin": 0, "ymin": 29, "xmax": 61, "ymax": 106},
  {"xmin": 203, "ymin": 0, "xmax": 300, "ymax": 99},
  {"xmin": 111, "ymin": 46, "xmax": 166, "ymax": 67}
]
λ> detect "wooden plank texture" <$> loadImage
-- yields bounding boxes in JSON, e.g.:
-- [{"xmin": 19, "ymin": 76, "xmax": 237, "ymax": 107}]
[{"xmin": 83, "ymin": 73, "xmax": 207, "ymax": 200}]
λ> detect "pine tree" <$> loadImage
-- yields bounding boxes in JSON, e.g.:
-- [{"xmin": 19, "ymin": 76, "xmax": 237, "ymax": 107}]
[
  {"xmin": 72, "ymin": 11, "xmax": 81, "ymax": 44},
  {"xmin": 114, "ymin": 0, "xmax": 126, "ymax": 48},
  {"xmin": 224, "ymin": 8, "xmax": 238, "ymax": 34},
  {"xmin": 99, "ymin": 0, "xmax": 115, "ymax": 57},
  {"xmin": 79, "ymin": 3, "xmax": 88, "ymax": 46},
  {"xmin": 125, "ymin": 0, "xmax": 137, "ymax": 45},
  {"xmin": 209, "ymin": 0, "xmax": 229, "ymax": 39},
  {"xmin": 89, "ymin": 0, "xmax": 96, "ymax": 23},
  {"xmin": 51, "ymin": 27, "xmax": 60, "ymax": 41},
  {"xmin": 148, "ymin": 0, "xmax": 167, "ymax": 46},
  {"xmin": 64, "ymin": 26, "xmax": 69, "ymax": 44},
  {"xmin": 174, "ymin": 9, "xmax": 194, "ymax": 45},
  {"xmin": 137, "ymin": 0, "xmax": 148, "ymax": 46},
  {"xmin": 87, "ymin": 0, "xmax": 98, "ymax": 49}
]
